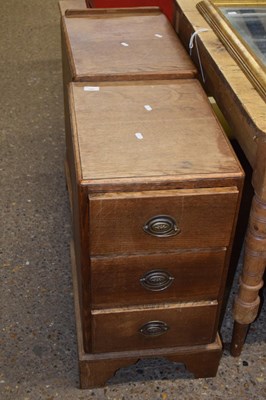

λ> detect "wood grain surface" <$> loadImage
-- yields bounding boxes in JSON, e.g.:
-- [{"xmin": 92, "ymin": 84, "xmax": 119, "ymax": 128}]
[
  {"xmin": 71, "ymin": 242, "xmax": 222, "ymax": 386},
  {"xmin": 90, "ymin": 249, "xmax": 226, "ymax": 308},
  {"xmin": 61, "ymin": 10, "xmax": 197, "ymax": 80},
  {"xmin": 174, "ymin": 0, "xmax": 266, "ymax": 167},
  {"xmin": 91, "ymin": 301, "xmax": 218, "ymax": 353},
  {"xmin": 88, "ymin": 187, "xmax": 239, "ymax": 254},
  {"xmin": 174, "ymin": 0, "xmax": 265, "ymax": 359},
  {"xmin": 69, "ymin": 80, "xmax": 243, "ymax": 184}
]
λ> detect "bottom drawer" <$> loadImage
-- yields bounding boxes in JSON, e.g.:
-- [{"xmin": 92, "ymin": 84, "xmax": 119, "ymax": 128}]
[{"xmin": 91, "ymin": 302, "xmax": 218, "ymax": 353}]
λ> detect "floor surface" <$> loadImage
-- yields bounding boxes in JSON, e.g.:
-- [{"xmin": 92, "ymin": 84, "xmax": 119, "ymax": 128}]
[{"xmin": 1, "ymin": 1, "xmax": 265, "ymax": 399}]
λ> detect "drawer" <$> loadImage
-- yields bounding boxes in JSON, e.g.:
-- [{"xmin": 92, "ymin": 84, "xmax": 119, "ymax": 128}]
[
  {"xmin": 89, "ymin": 187, "xmax": 239, "ymax": 255},
  {"xmin": 91, "ymin": 301, "xmax": 218, "ymax": 353},
  {"xmin": 90, "ymin": 249, "xmax": 226, "ymax": 308}
]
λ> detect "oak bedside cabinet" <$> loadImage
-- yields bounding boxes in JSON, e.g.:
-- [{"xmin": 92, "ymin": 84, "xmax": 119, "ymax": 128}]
[{"xmin": 64, "ymin": 79, "xmax": 244, "ymax": 388}]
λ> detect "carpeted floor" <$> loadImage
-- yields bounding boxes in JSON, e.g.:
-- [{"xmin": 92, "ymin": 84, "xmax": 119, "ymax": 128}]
[{"xmin": 1, "ymin": 1, "xmax": 265, "ymax": 399}]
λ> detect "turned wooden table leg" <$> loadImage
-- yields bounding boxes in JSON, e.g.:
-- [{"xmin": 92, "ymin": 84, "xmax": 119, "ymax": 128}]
[
  {"xmin": 231, "ymin": 139, "xmax": 266, "ymax": 357},
  {"xmin": 231, "ymin": 194, "xmax": 266, "ymax": 356}
]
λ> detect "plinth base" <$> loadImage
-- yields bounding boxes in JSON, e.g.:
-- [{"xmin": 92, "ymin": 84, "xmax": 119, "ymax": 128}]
[{"xmin": 70, "ymin": 241, "xmax": 223, "ymax": 389}]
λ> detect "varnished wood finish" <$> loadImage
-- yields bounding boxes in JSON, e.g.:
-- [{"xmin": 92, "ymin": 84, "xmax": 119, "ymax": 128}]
[
  {"xmin": 91, "ymin": 302, "xmax": 217, "ymax": 353},
  {"xmin": 65, "ymin": 6, "xmax": 163, "ymax": 17},
  {"xmin": 231, "ymin": 194, "xmax": 266, "ymax": 355},
  {"xmin": 230, "ymin": 323, "xmax": 249, "ymax": 357},
  {"xmin": 174, "ymin": 0, "xmax": 266, "ymax": 167},
  {"xmin": 197, "ymin": 1, "xmax": 266, "ymax": 102},
  {"xmin": 89, "ymin": 188, "xmax": 239, "ymax": 255},
  {"xmin": 71, "ymin": 239, "xmax": 223, "ymax": 388},
  {"xmin": 69, "ymin": 80, "xmax": 243, "ymax": 186},
  {"xmin": 90, "ymin": 249, "xmax": 226, "ymax": 308},
  {"xmin": 65, "ymin": 78, "xmax": 244, "ymax": 384},
  {"xmin": 78, "ymin": 340, "xmax": 222, "ymax": 388},
  {"xmin": 61, "ymin": 9, "xmax": 197, "ymax": 82},
  {"xmin": 174, "ymin": 0, "xmax": 265, "ymax": 357}
]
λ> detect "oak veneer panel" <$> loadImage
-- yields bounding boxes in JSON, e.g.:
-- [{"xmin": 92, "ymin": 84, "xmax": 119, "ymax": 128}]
[
  {"xmin": 61, "ymin": 9, "xmax": 197, "ymax": 81},
  {"xmin": 66, "ymin": 79, "xmax": 244, "ymax": 372},
  {"xmin": 90, "ymin": 249, "xmax": 226, "ymax": 308},
  {"xmin": 69, "ymin": 80, "xmax": 243, "ymax": 184},
  {"xmin": 91, "ymin": 302, "xmax": 217, "ymax": 353},
  {"xmin": 91, "ymin": 250, "xmax": 226, "ymax": 307},
  {"xmin": 89, "ymin": 187, "xmax": 239, "ymax": 255},
  {"xmin": 64, "ymin": 76, "xmax": 244, "ymax": 383},
  {"xmin": 71, "ymin": 244, "xmax": 223, "ymax": 387}
]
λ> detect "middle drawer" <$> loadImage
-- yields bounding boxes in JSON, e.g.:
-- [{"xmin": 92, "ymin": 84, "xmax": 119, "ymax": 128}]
[{"xmin": 90, "ymin": 249, "xmax": 226, "ymax": 308}]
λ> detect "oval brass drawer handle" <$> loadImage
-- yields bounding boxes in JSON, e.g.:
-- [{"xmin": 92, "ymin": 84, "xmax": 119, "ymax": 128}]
[
  {"xmin": 140, "ymin": 269, "xmax": 174, "ymax": 291},
  {"xmin": 139, "ymin": 321, "xmax": 170, "ymax": 337},
  {"xmin": 143, "ymin": 215, "xmax": 180, "ymax": 237}
]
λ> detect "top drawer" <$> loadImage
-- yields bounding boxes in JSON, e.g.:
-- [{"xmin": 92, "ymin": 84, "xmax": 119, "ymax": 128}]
[
  {"xmin": 89, "ymin": 187, "xmax": 239, "ymax": 255},
  {"xmin": 61, "ymin": 8, "xmax": 196, "ymax": 81}
]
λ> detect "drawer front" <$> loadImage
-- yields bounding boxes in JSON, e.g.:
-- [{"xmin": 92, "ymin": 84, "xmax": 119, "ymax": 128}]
[
  {"xmin": 91, "ymin": 302, "xmax": 217, "ymax": 353},
  {"xmin": 90, "ymin": 250, "xmax": 226, "ymax": 308},
  {"xmin": 89, "ymin": 188, "xmax": 239, "ymax": 255}
]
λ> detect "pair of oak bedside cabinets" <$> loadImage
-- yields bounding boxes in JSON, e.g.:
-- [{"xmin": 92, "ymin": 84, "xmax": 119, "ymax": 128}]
[{"xmin": 59, "ymin": 3, "xmax": 244, "ymax": 389}]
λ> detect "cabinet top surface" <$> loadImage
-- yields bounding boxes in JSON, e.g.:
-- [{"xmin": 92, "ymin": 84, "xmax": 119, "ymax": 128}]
[
  {"xmin": 62, "ymin": 10, "xmax": 196, "ymax": 79},
  {"xmin": 69, "ymin": 80, "xmax": 243, "ymax": 183}
]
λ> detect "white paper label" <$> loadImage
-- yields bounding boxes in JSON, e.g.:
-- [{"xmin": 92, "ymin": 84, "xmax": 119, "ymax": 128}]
[
  {"xmin": 84, "ymin": 86, "xmax": 100, "ymax": 92},
  {"xmin": 135, "ymin": 133, "xmax": 144, "ymax": 140},
  {"xmin": 144, "ymin": 105, "xmax": 153, "ymax": 111}
]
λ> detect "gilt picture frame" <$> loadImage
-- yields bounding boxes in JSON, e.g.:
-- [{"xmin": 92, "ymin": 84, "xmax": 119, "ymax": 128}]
[{"xmin": 196, "ymin": 0, "xmax": 266, "ymax": 101}]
